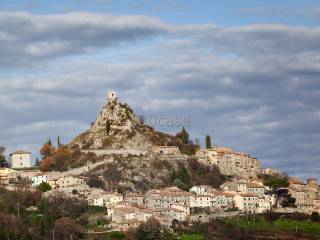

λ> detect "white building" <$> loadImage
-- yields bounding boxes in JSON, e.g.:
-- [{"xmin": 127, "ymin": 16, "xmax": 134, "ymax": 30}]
[
  {"xmin": 88, "ymin": 192, "xmax": 123, "ymax": 207},
  {"xmin": 190, "ymin": 185, "xmax": 216, "ymax": 195},
  {"xmin": 221, "ymin": 181, "xmax": 265, "ymax": 197},
  {"xmin": 233, "ymin": 194, "xmax": 259, "ymax": 213},
  {"xmin": 257, "ymin": 197, "xmax": 272, "ymax": 213},
  {"xmin": 32, "ymin": 172, "xmax": 65, "ymax": 187},
  {"xmin": 189, "ymin": 195, "xmax": 213, "ymax": 208},
  {"xmin": 10, "ymin": 151, "xmax": 32, "ymax": 169},
  {"xmin": 208, "ymin": 191, "xmax": 235, "ymax": 208}
]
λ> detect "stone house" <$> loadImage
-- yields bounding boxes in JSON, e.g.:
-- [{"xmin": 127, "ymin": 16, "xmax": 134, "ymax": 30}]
[
  {"xmin": 313, "ymin": 198, "xmax": 320, "ymax": 207},
  {"xmin": 189, "ymin": 195, "xmax": 213, "ymax": 208},
  {"xmin": 289, "ymin": 177, "xmax": 306, "ymax": 191},
  {"xmin": 246, "ymin": 183, "xmax": 266, "ymax": 197},
  {"xmin": 112, "ymin": 206, "xmax": 139, "ymax": 222},
  {"xmin": 56, "ymin": 175, "xmax": 85, "ymax": 188},
  {"xmin": 233, "ymin": 194, "xmax": 259, "ymax": 213},
  {"xmin": 299, "ymin": 202, "xmax": 316, "ymax": 215},
  {"xmin": 125, "ymin": 193, "xmax": 144, "ymax": 206},
  {"xmin": 161, "ymin": 207, "xmax": 188, "ymax": 222},
  {"xmin": 8, "ymin": 169, "xmax": 40, "ymax": 183},
  {"xmin": 112, "ymin": 219, "xmax": 141, "ymax": 232},
  {"xmin": 257, "ymin": 196, "xmax": 272, "ymax": 213},
  {"xmin": 0, "ymin": 168, "xmax": 17, "ymax": 185},
  {"xmin": 88, "ymin": 192, "xmax": 123, "ymax": 207},
  {"xmin": 289, "ymin": 189, "xmax": 306, "ymax": 206},
  {"xmin": 145, "ymin": 187, "xmax": 191, "ymax": 209},
  {"xmin": 152, "ymin": 146, "xmax": 180, "ymax": 155},
  {"xmin": 222, "ymin": 181, "xmax": 265, "ymax": 196},
  {"xmin": 10, "ymin": 151, "xmax": 32, "ymax": 169},
  {"xmin": 60, "ymin": 183, "xmax": 91, "ymax": 196},
  {"xmin": 221, "ymin": 181, "xmax": 247, "ymax": 193},
  {"xmin": 196, "ymin": 147, "xmax": 260, "ymax": 178},
  {"xmin": 32, "ymin": 172, "xmax": 66, "ymax": 187},
  {"xmin": 208, "ymin": 191, "xmax": 235, "ymax": 208},
  {"xmin": 135, "ymin": 209, "xmax": 153, "ymax": 222}
]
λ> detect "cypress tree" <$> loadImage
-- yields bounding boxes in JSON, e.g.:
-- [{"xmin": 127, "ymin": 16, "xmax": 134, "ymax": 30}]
[
  {"xmin": 57, "ymin": 136, "xmax": 61, "ymax": 148},
  {"xmin": 106, "ymin": 120, "xmax": 111, "ymax": 135},
  {"xmin": 177, "ymin": 127, "xmax": 189, "ymax": 144},
  {"xmin": 205, "ymin": 134, "xmax": 212, "ymax": 148},
  {"xmin": 47, "ymin": 138, "xmax": 52, "ymax": 146}
]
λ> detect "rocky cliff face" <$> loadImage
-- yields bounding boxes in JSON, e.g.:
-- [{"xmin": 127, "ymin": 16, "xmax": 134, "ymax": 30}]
[{"xmin": 69, "ymin": 93, "xmax": 181, "ymax": 153}]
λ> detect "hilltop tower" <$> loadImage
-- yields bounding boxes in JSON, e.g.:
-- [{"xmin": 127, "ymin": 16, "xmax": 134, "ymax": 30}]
[{"xmin": 108, "ymin": 91, "xmax": 117, "ymax": 102}]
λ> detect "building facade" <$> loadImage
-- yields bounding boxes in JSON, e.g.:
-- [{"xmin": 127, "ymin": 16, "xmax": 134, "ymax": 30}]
[
  {"xmin": 196, "ymin": 147, "xmax": 260, "ymax": 178},
  {"xmin": 10, "ymin": 151, "xmax": 32, "ymax": 169}
]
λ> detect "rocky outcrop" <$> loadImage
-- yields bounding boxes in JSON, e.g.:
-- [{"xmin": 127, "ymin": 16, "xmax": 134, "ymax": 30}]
[
  {"xmin": 69, "ymin": 92, "xmax": 181, "ymax": 153},
  {"xmin": 85, "ymin": 154, "xmax": 191, "ymax": 192}
]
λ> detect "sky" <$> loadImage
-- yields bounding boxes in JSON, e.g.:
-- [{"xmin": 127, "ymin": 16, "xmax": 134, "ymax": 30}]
[{"xmin": 1, "ymin": 0, "xmax": 320, "ymax": 180}]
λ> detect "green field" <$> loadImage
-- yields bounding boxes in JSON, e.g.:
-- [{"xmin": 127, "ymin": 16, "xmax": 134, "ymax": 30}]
[
  {"xmin": 226, "ymin": 216, "xmax": 320, "ymax": 238},
  {"xmin": 180, "ymin": 233, "xmax": 204, "ymax": 240}
]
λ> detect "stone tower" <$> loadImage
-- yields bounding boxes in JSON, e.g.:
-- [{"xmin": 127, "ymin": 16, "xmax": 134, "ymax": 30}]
[{"xmin": 108, "ymin": 91, "xmax": 117, "ymax": 102}]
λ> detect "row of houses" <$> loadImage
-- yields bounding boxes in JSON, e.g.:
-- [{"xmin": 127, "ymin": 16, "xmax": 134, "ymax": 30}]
[
  {"xmin": 2, "ymin": 164, "xmax": 320, "ymax": 232},
  {"xmin": 287, "ymin": 177, "xmax": 320, "ymax": 215},
  {"xmin": 28, "ymin": 170, "xmax": 276, "ymax": 231},
  {"xmin": 196, "ymin": 147, "xmax": 261, "ymax": 179}
]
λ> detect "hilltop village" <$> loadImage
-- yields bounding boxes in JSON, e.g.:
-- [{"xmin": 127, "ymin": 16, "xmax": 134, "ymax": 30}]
[{"xmin": 0, "ymin": 91, "xmax": 320, "ymax": 238}]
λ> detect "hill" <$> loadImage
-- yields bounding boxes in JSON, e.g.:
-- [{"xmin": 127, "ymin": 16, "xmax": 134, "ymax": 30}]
[
  {"xmin": 69, "ymin": 91, "xmax": 183, "ymax": 153},
  {"xmin": 66, "ymin": 91, "xmax": 214, "ymax": 192}
]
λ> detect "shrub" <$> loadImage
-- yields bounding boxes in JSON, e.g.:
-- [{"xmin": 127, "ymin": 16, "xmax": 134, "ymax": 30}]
[
  {"xmin": 37, "ymin": 182, "xmax": 52, "ymax": 193},
  {"xmin": 110, "ymin": 231, "xmax": 126, "ymax": 239},
  {"xmin": 311, "ymin": 212, "xmax": 320, "ymax": 222}
]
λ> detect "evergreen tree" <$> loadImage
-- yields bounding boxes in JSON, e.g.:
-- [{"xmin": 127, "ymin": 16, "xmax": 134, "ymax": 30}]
[
  {"xmin": 105, "ymin": 120, "xmax": 111, "ymax": 135},
  {"xmin": 0, "ymin": 155, "xmax": 7, "ymax": 168},
  {"xmin": 311, "ymin": 212, "xmax": 320, "ymax": 222},
  {"xmin": 176, "ymin": 127, "xmax": 189, "ymax": 144},
  {"xmin": 46, "ymin": 138, "xmax": 52, "ymax": 146},
  {"xmin": 37, "ymin": 182, "xmax": 52, "ymax": 193},
  {"xmin": 205, "ymin": 134, "xmax": 212, "ymax": 148},
  {"xmin": 57, "ymin": 136, "xmax": 61, "ymax": 148},
  {"xmin": 35, "ymin": 157, "xmax": 40, "ymax": 166}
]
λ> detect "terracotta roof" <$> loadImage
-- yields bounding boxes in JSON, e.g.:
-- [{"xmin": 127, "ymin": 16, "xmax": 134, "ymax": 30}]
[
  {"xmin": 194, "ymin": 194, "xmax": 212, "ymax": 198},
  {"xmin": 239, "ymin": 193, "xmax": 258, "ymax": 197},
  {"xmin": 126, "ymin": 193, "xmax": 144, "ymax": 197},
  {"xmin": 208, "ymin": 191, "xmax": 234, "ymax": 197},
  {"xmin": 10, "ymin": 150, "xmax": 31, "ymax": 155}
]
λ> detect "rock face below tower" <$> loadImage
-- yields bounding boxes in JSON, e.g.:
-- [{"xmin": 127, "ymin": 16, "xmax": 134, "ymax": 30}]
[{"xmin": 69, "ymin": 92, "xmax": 180, "ymax": 153}]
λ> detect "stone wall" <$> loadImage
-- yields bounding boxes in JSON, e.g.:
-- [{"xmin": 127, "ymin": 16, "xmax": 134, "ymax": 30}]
[{"xmin": 81, "ymin": 149, "xmax": 147, "ymax": 156}]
